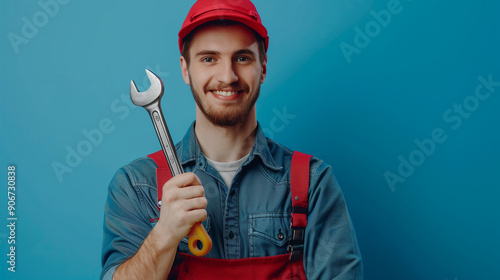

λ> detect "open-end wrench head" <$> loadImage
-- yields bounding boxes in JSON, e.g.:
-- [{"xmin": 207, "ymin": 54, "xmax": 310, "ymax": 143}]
[{"xmin": 130, "ymin": 69, "xmax": 164, "ymax": 107}]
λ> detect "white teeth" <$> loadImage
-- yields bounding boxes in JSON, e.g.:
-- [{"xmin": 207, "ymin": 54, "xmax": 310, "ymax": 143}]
[{"xmin": 213, "ymin": 90, "xmax": 238, "ymax": 96}]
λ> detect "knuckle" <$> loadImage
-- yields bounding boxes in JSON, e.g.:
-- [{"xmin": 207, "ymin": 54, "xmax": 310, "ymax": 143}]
[
  {"xmin": 193, "ymin": 209, "xmax": 207, "ymax": 222},
  {"xmin": 163, "ymin": 179, "xmax": 178, "ymax": 191},
  {"xmin": 161, "ymin": 181, "xmax": 171, "ymax": 191},
  {"xmin": 188, "ymin": 172, "xmax": 201, "ymax": 183},
  {"xmin": 196, "ymin": 186, "xmax": 205, "ymax": 196},
  {"xmin": 192, "ymin": 197, "xmax": 205, "ymax": 208},
  {"xmin": 183, "ymin": 172, "xmax": 194, "ymax": 179},
  {"xmin": 162, "ymin": 193, "xmax": 174, "ymax": 203},
  {"xmin": 162, "ymin": 188, "xmax": 180, "ymax": 202},
  {"xmin": 200, "ymin": 209, "xmax": 208, "ymax": 220},
  {"xmin": 199, "ymin": 197, "xmax": 208, "ymax": 207}
]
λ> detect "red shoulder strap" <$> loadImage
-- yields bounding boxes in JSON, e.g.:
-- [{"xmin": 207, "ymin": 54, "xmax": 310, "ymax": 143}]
[
  {"xmin": 148, "ymin": 150, "xmax": 172, "ymax": 210},
  {"xmin": 148, "ymin": 150, "xmax": 168, "ymax": 168},
  {"xmin": 290, "ymin": 151, "xmax": 312, "ymax": 229},
  {"xmin": 288, "ymin": 151, "xmax": 312, "ymax": 260}
]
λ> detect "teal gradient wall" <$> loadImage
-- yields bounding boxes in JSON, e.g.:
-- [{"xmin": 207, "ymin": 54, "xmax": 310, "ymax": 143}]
[{"xmin": 1, "ymin": 1, "xmax": 499, "ymax": 279}]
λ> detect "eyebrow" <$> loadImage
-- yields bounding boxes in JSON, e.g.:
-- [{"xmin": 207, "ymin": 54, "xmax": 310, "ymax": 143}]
[
  {"xmin": 234, "ymin": 49, "xmax": 256, "ymax": 57},
  {"xmin": 194, "ymin": 49, "xmax": 256, "ymax": 58},
  {"xmin": 194, "ymin": 50, "xmax": 219, "ymax": 57}
]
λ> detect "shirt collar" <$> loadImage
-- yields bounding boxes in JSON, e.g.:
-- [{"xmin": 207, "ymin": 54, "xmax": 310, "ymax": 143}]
[{"xmin": 177, "ymin": 121, "xmax": 282, "ymax": 171}]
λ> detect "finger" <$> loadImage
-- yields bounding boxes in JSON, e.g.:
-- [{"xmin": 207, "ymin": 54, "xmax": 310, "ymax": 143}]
[
  {"xmin": 164, "ymin": 172, "xmax": 202, "ymax": 189},
  {"xmin": 162, "ymin": 185, "xmax": 205, "ymax": 203},
  {"xmin": 170, "ymin": 195, "xmax": 207, "ymax": 214},
  {"xmin": 184, "ymin": 196, "xmax": 208, "ymax": 211},
  {"xmin": 186, "ymin": 208, "xmax": 208, "ymax": 223},
  {"xmin": 182, "ymin": 185, "xmax": 205, "ymax": 199},
  {"xmin": 168, "ymin": 206, "xmax": 207, "ymax": 227}
]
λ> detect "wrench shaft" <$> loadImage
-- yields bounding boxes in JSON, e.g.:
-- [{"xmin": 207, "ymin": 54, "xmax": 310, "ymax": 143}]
[
  {"xmin": 147, "ymin": 104, "xmax": 213, "ymax": 256},
  {"xmin": 147, "ymin": 106, "xmax": 183, "ymax": 176}
]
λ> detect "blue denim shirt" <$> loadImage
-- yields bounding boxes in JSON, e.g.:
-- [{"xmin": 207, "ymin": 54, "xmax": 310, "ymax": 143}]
[{"xmin": 101, "ymin": 122, "xmax": 363, "ymax": 279}]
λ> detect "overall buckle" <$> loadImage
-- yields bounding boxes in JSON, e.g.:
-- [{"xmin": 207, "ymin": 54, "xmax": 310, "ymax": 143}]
[{"xmin": 288, "ymin": 228, "xmax": 304, "ymax": 261}]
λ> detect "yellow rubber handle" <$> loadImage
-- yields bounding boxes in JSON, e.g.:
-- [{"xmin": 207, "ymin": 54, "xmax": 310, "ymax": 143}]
[{"xmin": 188, "ymin": 222, "xmax": 212, "ymax": 256}]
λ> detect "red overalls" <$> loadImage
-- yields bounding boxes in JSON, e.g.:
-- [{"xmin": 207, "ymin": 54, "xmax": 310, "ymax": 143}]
[{"xmin": 148, "ymin": 150, "xmax": 312, "ymax": 280}]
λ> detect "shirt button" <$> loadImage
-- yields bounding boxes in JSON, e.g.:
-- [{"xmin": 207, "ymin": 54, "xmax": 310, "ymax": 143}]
[
  {"xmin": 228, "ymin": 231, "xmax": 234, "ymax": 239},
  {"xmin": 277, "ymin": 233, "xmax": 285, "ymax": 240}
]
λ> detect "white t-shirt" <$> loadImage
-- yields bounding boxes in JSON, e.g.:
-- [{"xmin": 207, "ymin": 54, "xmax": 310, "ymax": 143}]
[{"xmin": 206, "ymin": 153, "xmax": 250, "ymax": 188}]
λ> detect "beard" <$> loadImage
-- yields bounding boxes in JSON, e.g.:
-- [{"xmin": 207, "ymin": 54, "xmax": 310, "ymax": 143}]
[{"xmin": 190, "ymin": 75, "xmax": 260, "ymax": 127}]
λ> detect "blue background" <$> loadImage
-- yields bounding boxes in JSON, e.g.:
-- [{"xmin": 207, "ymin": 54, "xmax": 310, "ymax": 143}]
[{"xmin": 1, "ymin": 0, "xmax": 499, "ymax": 279}]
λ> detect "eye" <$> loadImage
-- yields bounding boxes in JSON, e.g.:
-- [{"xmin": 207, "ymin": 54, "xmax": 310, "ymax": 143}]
[
  {"xmin": 201, "ymin": 57, "xmax": 215, "ymax": 63},
  {"xmin": 235, "ymin": 56, "xmax": 252, "ymax": 63}
]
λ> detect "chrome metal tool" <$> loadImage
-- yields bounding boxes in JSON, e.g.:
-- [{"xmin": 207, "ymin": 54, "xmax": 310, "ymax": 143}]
[{"xmin": 130, "ymin": 69, "xmax": 212, "ymax": 256}]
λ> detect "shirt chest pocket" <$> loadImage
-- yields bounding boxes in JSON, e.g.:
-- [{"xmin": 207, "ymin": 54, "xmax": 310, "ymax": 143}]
[{"xmin": 248, "ymin": 213, "xmax": 291, "ymax": 258}]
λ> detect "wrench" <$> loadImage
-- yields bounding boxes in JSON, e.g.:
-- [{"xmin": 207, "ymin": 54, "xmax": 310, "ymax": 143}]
[{"xmin": 130, "ymin": 69, "xmax": 212, "ymax": 257}]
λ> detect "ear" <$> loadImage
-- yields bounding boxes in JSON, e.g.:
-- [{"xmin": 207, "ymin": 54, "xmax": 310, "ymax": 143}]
[
  {"xmin": 260, "ymin": 55, "xmax": 267, "ymax": 84},
  {"xmin": 180, "ymin": 56, "xmax": 190, "ymax": 85}
]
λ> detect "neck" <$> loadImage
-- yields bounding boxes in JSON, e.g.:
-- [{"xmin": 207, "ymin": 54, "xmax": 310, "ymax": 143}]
[{"xmin": 195, "ymin": 107, "xmax": 257, "ymax": 162}]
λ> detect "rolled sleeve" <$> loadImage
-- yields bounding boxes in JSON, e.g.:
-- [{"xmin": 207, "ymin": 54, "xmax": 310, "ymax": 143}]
[
  {"xmin": 100, "ymin": 167, "xmax": 155, "ymax": 280},
  {"xmin": 102, "ymin": 264, "xmax": 118, "ymax": 280}
]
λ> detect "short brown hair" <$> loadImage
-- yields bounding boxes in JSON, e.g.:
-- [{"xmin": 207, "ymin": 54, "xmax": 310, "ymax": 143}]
[{"xmin": 181, "ymin": 20, "xmax": 267, "ymax": 66}]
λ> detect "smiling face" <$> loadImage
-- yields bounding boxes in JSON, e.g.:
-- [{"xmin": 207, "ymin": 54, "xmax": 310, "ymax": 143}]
[{"xmin": 180, "ymin": 23, "xmax": 267, "ymax": 127}]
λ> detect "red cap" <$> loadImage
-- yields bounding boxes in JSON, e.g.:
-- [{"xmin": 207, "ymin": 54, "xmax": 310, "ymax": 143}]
[{"xmin": 178, "ymin": 0, "xmax": 268, "ymax": 53}]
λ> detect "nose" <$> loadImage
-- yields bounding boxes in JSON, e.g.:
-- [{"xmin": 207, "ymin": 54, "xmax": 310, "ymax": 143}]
[{"xmin": 216, "ymin": 59, "xmax": 239, "ymax": 85}]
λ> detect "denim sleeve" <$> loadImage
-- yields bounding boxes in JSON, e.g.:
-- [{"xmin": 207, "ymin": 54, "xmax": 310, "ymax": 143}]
[
  {"xmin": 303, "ymin": 158, "xmax": 363, "ymax": 280},
  {"xmin": 100, "ymin": 167, "xmax": 154, "ymax": 280}
]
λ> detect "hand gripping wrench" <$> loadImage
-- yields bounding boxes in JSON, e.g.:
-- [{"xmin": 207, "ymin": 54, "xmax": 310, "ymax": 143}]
[{"xmin": 130, "ymin": 69, "xmax": 212, "ymax": 256}]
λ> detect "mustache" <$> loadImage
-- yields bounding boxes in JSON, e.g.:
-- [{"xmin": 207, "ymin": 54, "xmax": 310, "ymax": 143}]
[{"xmin": 204, "ymin": 82, "xmax": 250, "ymax": 92}]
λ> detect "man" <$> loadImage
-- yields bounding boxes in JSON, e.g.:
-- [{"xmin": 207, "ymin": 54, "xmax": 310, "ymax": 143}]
[{"xmin": 101, "ymin": 0, "xmax": 363, "ymax": 279}]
